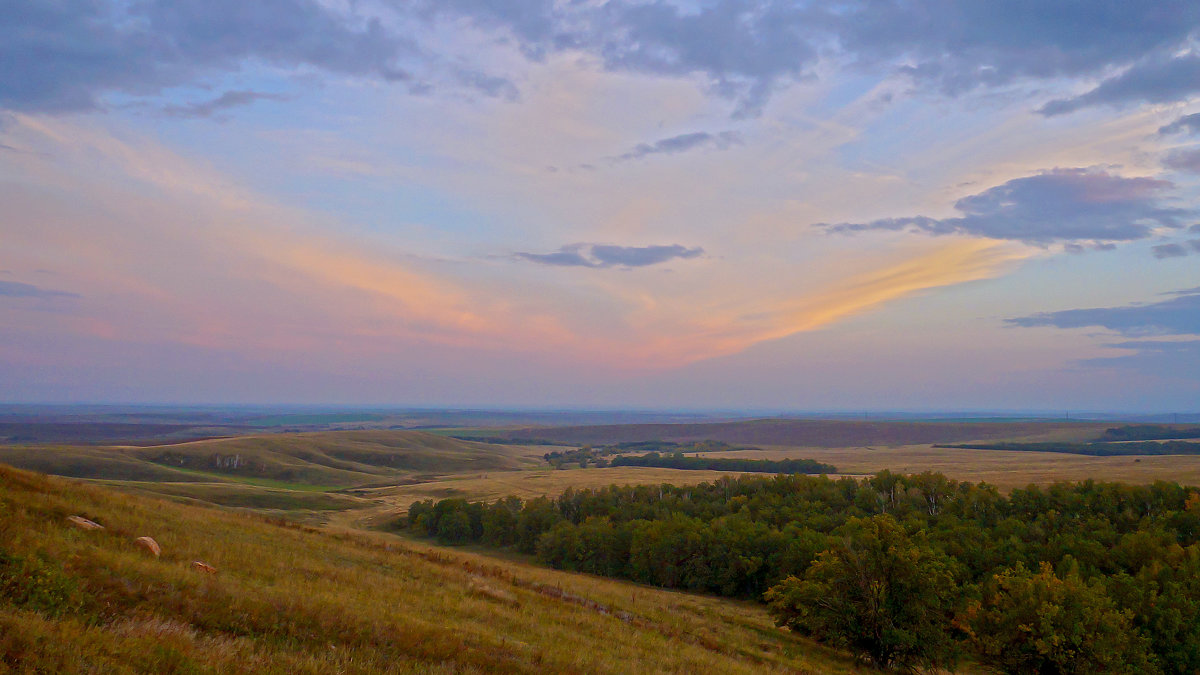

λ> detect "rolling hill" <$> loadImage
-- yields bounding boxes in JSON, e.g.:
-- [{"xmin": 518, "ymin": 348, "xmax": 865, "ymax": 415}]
[
  {"xmin": 0, "ymin": 430, "xmax": 534, "ymax": 489},
  {"xmin": 496, "ymin": 418, "xmax": 1106, "ymax": 447},
  {"xmin": 0, "ymin": 463, "xmax": 863, "ymax": 673}
]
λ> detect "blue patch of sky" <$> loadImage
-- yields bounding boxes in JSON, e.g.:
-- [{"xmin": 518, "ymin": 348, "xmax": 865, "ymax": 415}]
[{"xmin": 121, "ymin": 76, "xmax": 515, "ymax": 248}]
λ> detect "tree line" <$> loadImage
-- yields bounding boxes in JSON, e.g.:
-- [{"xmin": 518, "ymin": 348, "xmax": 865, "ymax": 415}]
[
  {"xmin": 402, "ymin": 472, "xmax": 1200, "ymax": 673},
  {"xmin": 1102, "ymin": 425, "xmax": 1200, "ymax": 441},
  {"xmin": 609, "ymin": 451, "xmax": 836, "ymax": 474},
  {"xmin": 943, "ymin": 440, "xmax": 1200, "ymax": 455},
  {"xmin": 542, "ymin": 440, "xmax": 755, "ymax": 468}
]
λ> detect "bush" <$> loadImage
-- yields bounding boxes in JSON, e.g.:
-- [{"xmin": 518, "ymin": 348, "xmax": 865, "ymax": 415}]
[{"xmin": 0, "ymin": 549, "xmax": 81, "ymax": 618}]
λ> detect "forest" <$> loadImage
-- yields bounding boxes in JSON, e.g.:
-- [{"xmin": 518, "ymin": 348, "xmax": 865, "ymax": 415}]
[{"xmin": 405, "ymin": 472, "xmax": 1200, "ymax": 673}]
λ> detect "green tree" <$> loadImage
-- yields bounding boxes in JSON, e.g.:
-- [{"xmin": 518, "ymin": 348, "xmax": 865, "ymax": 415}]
[
  {"xmin": 965, "ymin": 563, "xmax": 1156, "ymax": 674},
  {"xmin": 436, "ymin": 510, "xmax": 472, "ymax": 545},
  {"xmin": 764, "ymin": 515, "xmax": 960, "ymax": 671}
]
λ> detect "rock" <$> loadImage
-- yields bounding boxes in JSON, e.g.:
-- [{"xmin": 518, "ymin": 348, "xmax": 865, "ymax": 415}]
[
  {"xmin": 192, "ymin": 560, "xmax": 217, "ymax": 574},
  {"xmin": 67, "ymin": 515, "xmax": 104, "ymax": 530},
  {"xmin": 134, "ymin": 536, "xmax": 161, "ymax": 557}
]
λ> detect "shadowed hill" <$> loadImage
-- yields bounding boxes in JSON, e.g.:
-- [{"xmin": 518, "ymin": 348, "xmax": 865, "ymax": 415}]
[
  {"xmin": 0, "ymin": 464, "xmax": 862, "ymax": 673},
  {"xmin": 497, "ymin": 418, "xmax": 1106, "ymax": 447},
  {"xmin": 0, "ymin": 430, "xmax": 533, "ymax": 488}
]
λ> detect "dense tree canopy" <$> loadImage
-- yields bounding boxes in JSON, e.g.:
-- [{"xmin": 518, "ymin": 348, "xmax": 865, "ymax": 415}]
[
  {"xmin": 765, "ymin": 515, "xmax": 960, "ymax": 670},
  {"xmin": 404, "ymin": 471, "xmax": 1200, "ymax": 672}
]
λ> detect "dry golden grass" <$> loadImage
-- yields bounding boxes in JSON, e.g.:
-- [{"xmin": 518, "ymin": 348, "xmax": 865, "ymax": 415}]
[
  {"xmin": 0, "ymin": 463, "xmax": 868, "ymax": 674},
  {"xmin": 706, "ymin": 445, "xmax": 1200, "ymax": 491}
]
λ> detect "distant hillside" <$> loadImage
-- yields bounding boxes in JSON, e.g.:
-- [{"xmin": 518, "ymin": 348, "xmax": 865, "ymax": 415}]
[
  {"xmin": 0, "ymin": 430, "xmax": 530, "ymax": 488},
  {"xmin": 0, "ymin": 464, "xmax": 859, "ymax": 673},
  {"xmin": 497, "ymin": 418, "xmax": 1106, "ymax": 447}
]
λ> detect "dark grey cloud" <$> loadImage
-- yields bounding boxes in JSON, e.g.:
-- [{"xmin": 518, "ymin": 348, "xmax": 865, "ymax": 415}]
[
  {"xmin": 1153, "ymin": 243, "xmax": 1189, "ymax": 259},
  {"xmin": 825, "ymin": 168, "xmax": 1192, "ymax": 244},
  {"xmin": 1009, "ymin": 288, "xmax": 1200, "ymax": 336},
  {"xmin": 617, "ymin": 131, "xmax": 741, "ymax": 161},
  {"xmin": 1040, "ymin": 54, "xmax": 1200, "ymax": 116},
  {"xmin": 827, "ymin": 2, "xmax": 1200, "ymax": 96},
  {"xmin": 514, "ymin": 243, "xmax": 704, "ymax": 268},
  {"xmin": 1159, "ymin": 113, "xmax": 1200, "ymax": 136},
  {"xmin": 590, "ymin": 244, "xmax": 704, "ymax": 267},
  {"xmin": 1164, "ymin": 147, "xmax": 1200, "ymax": 174},
  {"xmin": 8, "ymin": 1, "xmax": 1200, "ymax": 116},
  {"xmin": 0, "ymin": 0, "xmax": 420, "ymax": 113},
  {"xmin": 424, "ymin": 1, "xmax": 1200, "ymax": 114},
  {"xmin": 162, "ymin": 90, "xmax": 287, "ymax": 118},
  {"xmin": 1152, "ymin": 239, "xmax": 1200, "ymax": 259},
  {"xmin": 420, "ymin": 0, "xmax": 818, "ymax": 116},
  {"xmin": 0, "ymin": 280, "xmax": 79, "ymax": 299},
  {"xmin": 514, "ymin": 244, "xmax": 594, "ymax": 267}
]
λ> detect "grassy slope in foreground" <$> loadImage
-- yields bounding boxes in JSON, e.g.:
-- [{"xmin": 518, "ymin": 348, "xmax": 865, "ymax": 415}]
[{"xmin": 0, "ymin": 464, "xmax": 863, "ymax": 674}]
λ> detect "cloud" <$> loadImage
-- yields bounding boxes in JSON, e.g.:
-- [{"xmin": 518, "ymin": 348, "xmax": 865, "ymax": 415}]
[
  {"xmin": 425, "ymin": 1, "xmax": 1200, "ymax": 114},
  {"xmin": 1153, "ymin": 243, "xmax": 1189, "ymax": 259},
  {"xmin": 824, "ymin": 168, "xmax": 1192, "ymax": 244},
  {"xmin": 1152, "ymin": 239, "xmax": 1200, "ymax": 259},
  {"xmin": 162, "ymin": 90, "xmax": 287, "ymax": 118},
  {"xmin": 616, "ymin": 131, "xmax": 741, "ymax": 161},
  {"xmin": 1159, "ymin": 113, "xmax": 1200, "ymax": 136},
  {"xmin": 1008, "ymin": 287, "xmax": 1200, "ymax": 336},
  {"xmin": 1039, "ymin": 54, "xmax": 1200, "ymax": 116},
  {"xmin": 0, "ymin": 280, "xmax": 79, "ymax": 299},
  {"xmin": 830, "ymin": 2, "xmax": 1200, "ymax": 97},
  {"xmin": 1164, "ymin": 147, "xmax": 1200, "ymax": 174},
  {"xmin": 1081, "ymin": 339, "xmax": 1200, "ymax": 379},
  {"xmin": 514, "ymin": 243, "xmax": 704, "ymax": 268},
  {"xmin": 0, "ymin": 0, "xmax": 420, "ymax": 113},
  {"xmin": 9, "ymin": 1, "xmax": 1200, "ymax": 117}
]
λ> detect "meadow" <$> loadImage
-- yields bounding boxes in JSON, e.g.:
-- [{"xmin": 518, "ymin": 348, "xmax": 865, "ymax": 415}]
[
  {"xmin": 6, "ymin": 421, "xmax": 1200, "ymax": 672},
  {"xmin": 0, "ymin": 464, "xmax": 864, "ymax": 674},
  {"xmin": 703, "ymin": 444, "xmax": 1200, "ymax": 491}
]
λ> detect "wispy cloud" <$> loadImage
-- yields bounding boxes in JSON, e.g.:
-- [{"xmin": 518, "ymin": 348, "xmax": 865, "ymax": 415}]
[
  {"xmin": 514, "ymin": 243, "xmax": 705, "ymax": 269},
  {"xmin": 615, "ymin": 131, "xmax": 741, "ymax": 161},
  {"xmin": 0, "ymin": 280, "xmax": 79, "ymax": 299},
  {"xmin": 1159, "ymin": 113, "xmax": 1200, "ymax": 135},
  {"xmin": 163, "ymin": 90, "xmax": 287, "ymax": 119},
  {"xmin": 1164, "ymin": 147, "xmax": 1200, "ymax": 174}
]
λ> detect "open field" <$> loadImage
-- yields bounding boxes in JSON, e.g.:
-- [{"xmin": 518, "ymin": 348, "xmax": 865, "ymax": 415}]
[
  {"xmin": 0, "ymin": 464, "xmax": 867, "ymax": 674},
  {"xmin": 496, "ymin": 418, "xmax": 1108, "ymax": 447},
  {"xmin": 705, "ymin": 444, "xmax": 1200, "ymax": 491},
  {"xmin": 12, "ymin": 424, "xmax": 1200, "ymax": 531},
  {"xmin": 366, "ymin": 467, "xmax": 767, "ymax": 513}
]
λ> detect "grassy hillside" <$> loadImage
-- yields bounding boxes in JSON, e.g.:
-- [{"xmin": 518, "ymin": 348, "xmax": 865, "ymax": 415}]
[
  {"xmin": 0, "ymin": 464, "xmax": 865, "ymax": 674},
  {"xmin": 496, "ymin": 418, "xmax": 1106, "ymax": 447},
  {"xmin": 0, "ymin": 431, "xmax": 537, "ymax": 489}
]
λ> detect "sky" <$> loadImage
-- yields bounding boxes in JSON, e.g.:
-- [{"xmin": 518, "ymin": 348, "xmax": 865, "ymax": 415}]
[{"xmin": 1, "ymin": 0, "xmax": 1199, "ymax": 411}]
